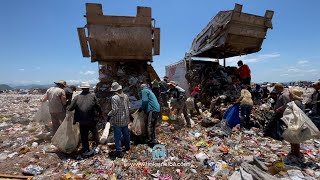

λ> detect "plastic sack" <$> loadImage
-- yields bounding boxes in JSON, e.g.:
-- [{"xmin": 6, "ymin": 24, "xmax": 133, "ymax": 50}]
[
  {"xmin": 185, "ymin": 97, "xmax": 195, "ymax": 110},
  {"xmin": 33, "ymin": 101, "xmax": 51, "ymax": 126},
  {"xmin": 51, "ymin": 111, "xmax": 80, "ymax": 153},
  {"xmin": 100, "ymin": 122, "xmax": 111, "ymax": 144},
  {"xmin": 281, "ymin": 102, "xmax": 320, "ymax": 144},
  {"xmin": 131, "ymin": 111, "xmax": 146, "ymax": 135},
  {"xmin": 223, "ymin": 104, "xmax": 240, "ymax": 128}
]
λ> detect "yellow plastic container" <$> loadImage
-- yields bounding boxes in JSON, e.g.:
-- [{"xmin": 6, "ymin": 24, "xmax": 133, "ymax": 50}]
[{"xmin": 162, "ymin": 115, "xmax": 169, "ymax": 121}]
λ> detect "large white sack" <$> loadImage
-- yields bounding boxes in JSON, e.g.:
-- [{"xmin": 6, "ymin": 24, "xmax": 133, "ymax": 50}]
[
  {"xmin": 131, "ymin": 111, "xmax": 146, "ymax": 135},
  {"xmin": 100, "ymin": 122, "xmax": 111, "ymax": 144},
  {"xmin": 52, "ymin": 111, "xmax": 80, "ymax": 154},
  {"xmin": 281, "ymin": 102, "xmax": 320, "ymax": 144},
  {"xmin": 33, "ymin": 101, "xmax": 51, "ymax": 126}
]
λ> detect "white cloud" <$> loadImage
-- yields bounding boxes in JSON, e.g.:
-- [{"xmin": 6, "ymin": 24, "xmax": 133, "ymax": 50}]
[
  {"xmin": 226, "ymin": 52, "xmax": 280, "ymax": 66},
  {"xmin": 80, "ymin": 70, "xmax": 95, "ymax": 75},
  {"xmin": 259, "ymin": 53, "xmax": 281, "ymax": 59},
  {"xmin": 68, "ymin": 80, "xmax": 81, "ymax": 84},
  {"xmin": 306, "ymin": 69, "xmax": 317, "ymax": 73},
  {"xmin": 287, "ymin": 68, "xmax": 300, "ymax": 72},
  {"xmin": 19, "ymin": 69, "xmax": 25, "ymax": 71},
  {"xmin": 67, "ymin": 79, "xmax": 99, "ymax": 85},
  {"xmin": 280, "ymin": 74, "xmax": 289, "ymax": 76},
  {"xmin": 297, "ymin": 60, "xmax": 309, "ymax": 64}
]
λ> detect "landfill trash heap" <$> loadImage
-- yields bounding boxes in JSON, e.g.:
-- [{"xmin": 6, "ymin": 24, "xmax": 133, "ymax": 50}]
[
  {"xmin": 1, "ymin": 93, "xmax": 320, "ymax": 179},
  {"xmin": 186, "ymin": 60, "xmax": 240, "ymax": 106}
]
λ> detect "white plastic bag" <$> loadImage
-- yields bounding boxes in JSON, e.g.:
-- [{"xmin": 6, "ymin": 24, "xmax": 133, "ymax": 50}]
[
  {"xmin": 52, "ymin": 111, "xmax": 80, "ymax": 153},
  {"xmin": 100, "ymin": 122, "xmax": 111, "ymax": 144},
  {"xmin": 33, "ymin": 101, "xmax": 51, "ymax": 126},
  {"xmin": 281, "ymin": 102, "xmax": 320, "ymax": 144},
  {"xmin": 131, "ymin": 111, "xmax": 146, "ymax": 135}
]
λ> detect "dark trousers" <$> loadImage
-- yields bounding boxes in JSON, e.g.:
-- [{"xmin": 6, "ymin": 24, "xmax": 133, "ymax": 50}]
[
  {"xmin": 242, "ymin": 77, "xmax": 251, "ymax": 85},
  {"xmin": 80, "ymin": 124, "xmax": 99, "ymax": 152},
  {"xmin": 113, "ymin": 125, "xmax": 130, "ymax": 153},
  {"xmin": 145, "ymin": 111, "xmax": 160, "ymax": 144},
  {"xmin": 240, "ymin": 104, "xmax": 252, "ymax": 128}
]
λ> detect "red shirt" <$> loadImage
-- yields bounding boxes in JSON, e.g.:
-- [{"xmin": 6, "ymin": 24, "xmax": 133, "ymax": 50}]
[{"xmin": 237, "ymin": 64, "xmax": 251, "ymax": 79}]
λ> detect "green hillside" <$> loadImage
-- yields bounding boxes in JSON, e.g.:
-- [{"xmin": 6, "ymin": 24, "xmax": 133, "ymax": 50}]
[{"xmin": 0, "ymin": 84, "xmax": 13, "ymax": 90}]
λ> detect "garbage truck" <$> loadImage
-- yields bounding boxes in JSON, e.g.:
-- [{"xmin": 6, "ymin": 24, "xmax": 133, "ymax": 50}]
[
  {"xmin": 77, "ymin": 3, "xmax": 160, "ymax": 112},
  {"xmin": 166, "ymin": 4, "xmax": 274, "ymax": 105}
]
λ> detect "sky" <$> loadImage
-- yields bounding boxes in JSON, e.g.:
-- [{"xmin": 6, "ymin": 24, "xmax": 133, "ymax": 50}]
[{"xmin": 0, "ymin": 0, "xmax": 319, "ymax": 85}]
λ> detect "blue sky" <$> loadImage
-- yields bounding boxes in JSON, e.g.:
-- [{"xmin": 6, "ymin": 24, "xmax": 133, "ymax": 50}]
[{"xmin": 0, "ymin": 0, "xmax": 319, "ymax": 85}]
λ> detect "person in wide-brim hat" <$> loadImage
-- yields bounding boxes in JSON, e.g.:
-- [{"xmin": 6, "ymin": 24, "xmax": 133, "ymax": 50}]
[
  {"xmin": 110, "ymin": 82, "xmax": 122, "ymax": 92},
  {"xmin": 54, "ymin": 80, "xmax": 66, "ymax": 87},
  {"xmin": 79, "ymin": 82, "xmax": 90, "ymax": 89}
]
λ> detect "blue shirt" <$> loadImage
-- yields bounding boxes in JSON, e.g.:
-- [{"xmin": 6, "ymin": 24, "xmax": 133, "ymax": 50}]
[{"xmin": 140, "ymin": 87, "xmax": 160, "ymax": 113}]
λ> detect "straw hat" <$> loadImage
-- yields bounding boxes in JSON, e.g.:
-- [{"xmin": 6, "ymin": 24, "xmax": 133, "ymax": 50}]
[
  {"xmin": 110, "ymin": 82, "xmax": 122, "ymax": 92},
  {"xmin": 79, "ymin": 82, "xmax": 90, "ymax": 89},
  {"xmin": 289, "ymin": 88, "xmax": 303, "ymax": 101},
  {"xmin": 54, "ymin": 80, "xmax": 66, "ymax": 87}
]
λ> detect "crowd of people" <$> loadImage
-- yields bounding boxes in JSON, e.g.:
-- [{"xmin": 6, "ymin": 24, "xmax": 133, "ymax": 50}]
[{"xmin": 41, "ymin": 60, "xmax": 320, "ymax": 161}]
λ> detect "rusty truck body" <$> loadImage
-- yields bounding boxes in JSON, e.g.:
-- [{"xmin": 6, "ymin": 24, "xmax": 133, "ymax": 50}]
[{"xmin": 77, "ymin": 3, "xmax": 160, "ymax": 112}]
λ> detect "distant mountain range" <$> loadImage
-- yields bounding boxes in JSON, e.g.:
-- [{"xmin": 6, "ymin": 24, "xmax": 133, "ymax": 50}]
[
  {"xmin": 1, "ymin": 83, "xmax": 96, "ymax": 90},
  {"xmin": 12, "ymin": 84, "xmax": 53, "ymax": 89},
  {"xmin": 0, "ymin": 84, "xmax": 13, "ymax": 90}
]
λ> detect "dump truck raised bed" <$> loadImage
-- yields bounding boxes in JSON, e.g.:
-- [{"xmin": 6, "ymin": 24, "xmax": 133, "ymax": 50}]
[
  {"xmin": 189, "ymin": 4, "xmax": 274, "ymax": 59},
  {"xmin": 77, "ymin": 3, "xmax": 160, "ymax": 112},
  {"xmin": 166, "ymin": 4, "xmax": 274, "ymax": 105}
]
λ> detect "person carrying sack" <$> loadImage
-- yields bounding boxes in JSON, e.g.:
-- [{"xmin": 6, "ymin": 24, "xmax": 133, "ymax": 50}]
[
  {"xmin": 68, "ymin": 82, "xmax": 102, "ymax": 156},
  {"xmin": 273, "ymin": 83, "xmax": 290, "ymax": 140},
  {"xmin": 165, "ymin": 81, "xmax": 192, "ymax": 128},
  {"xmin": 41, "ymin": 80, "xmax": 67, "ymax": 135},
  {"xmin": 139, "ymin": 84, "xmax": 160, "ymax": 147},
  {"xmin": 106, "ymin": 82, "xmax": 130, "ymax": 158},
  {"xmin": 286, "ymin": 88, "xmax": 304, "ymax": 160}
]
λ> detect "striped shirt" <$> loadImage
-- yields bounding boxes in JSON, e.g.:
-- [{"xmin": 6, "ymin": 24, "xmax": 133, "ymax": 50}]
[{"xmin": 108, "ymin": 93, "xmax": 130, "ymax": 127}]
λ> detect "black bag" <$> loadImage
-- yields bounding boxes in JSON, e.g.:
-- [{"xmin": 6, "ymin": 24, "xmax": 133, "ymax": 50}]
[{"xmin": 264, "ymin": 114, "xmax": 286, "ymax": 141}]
